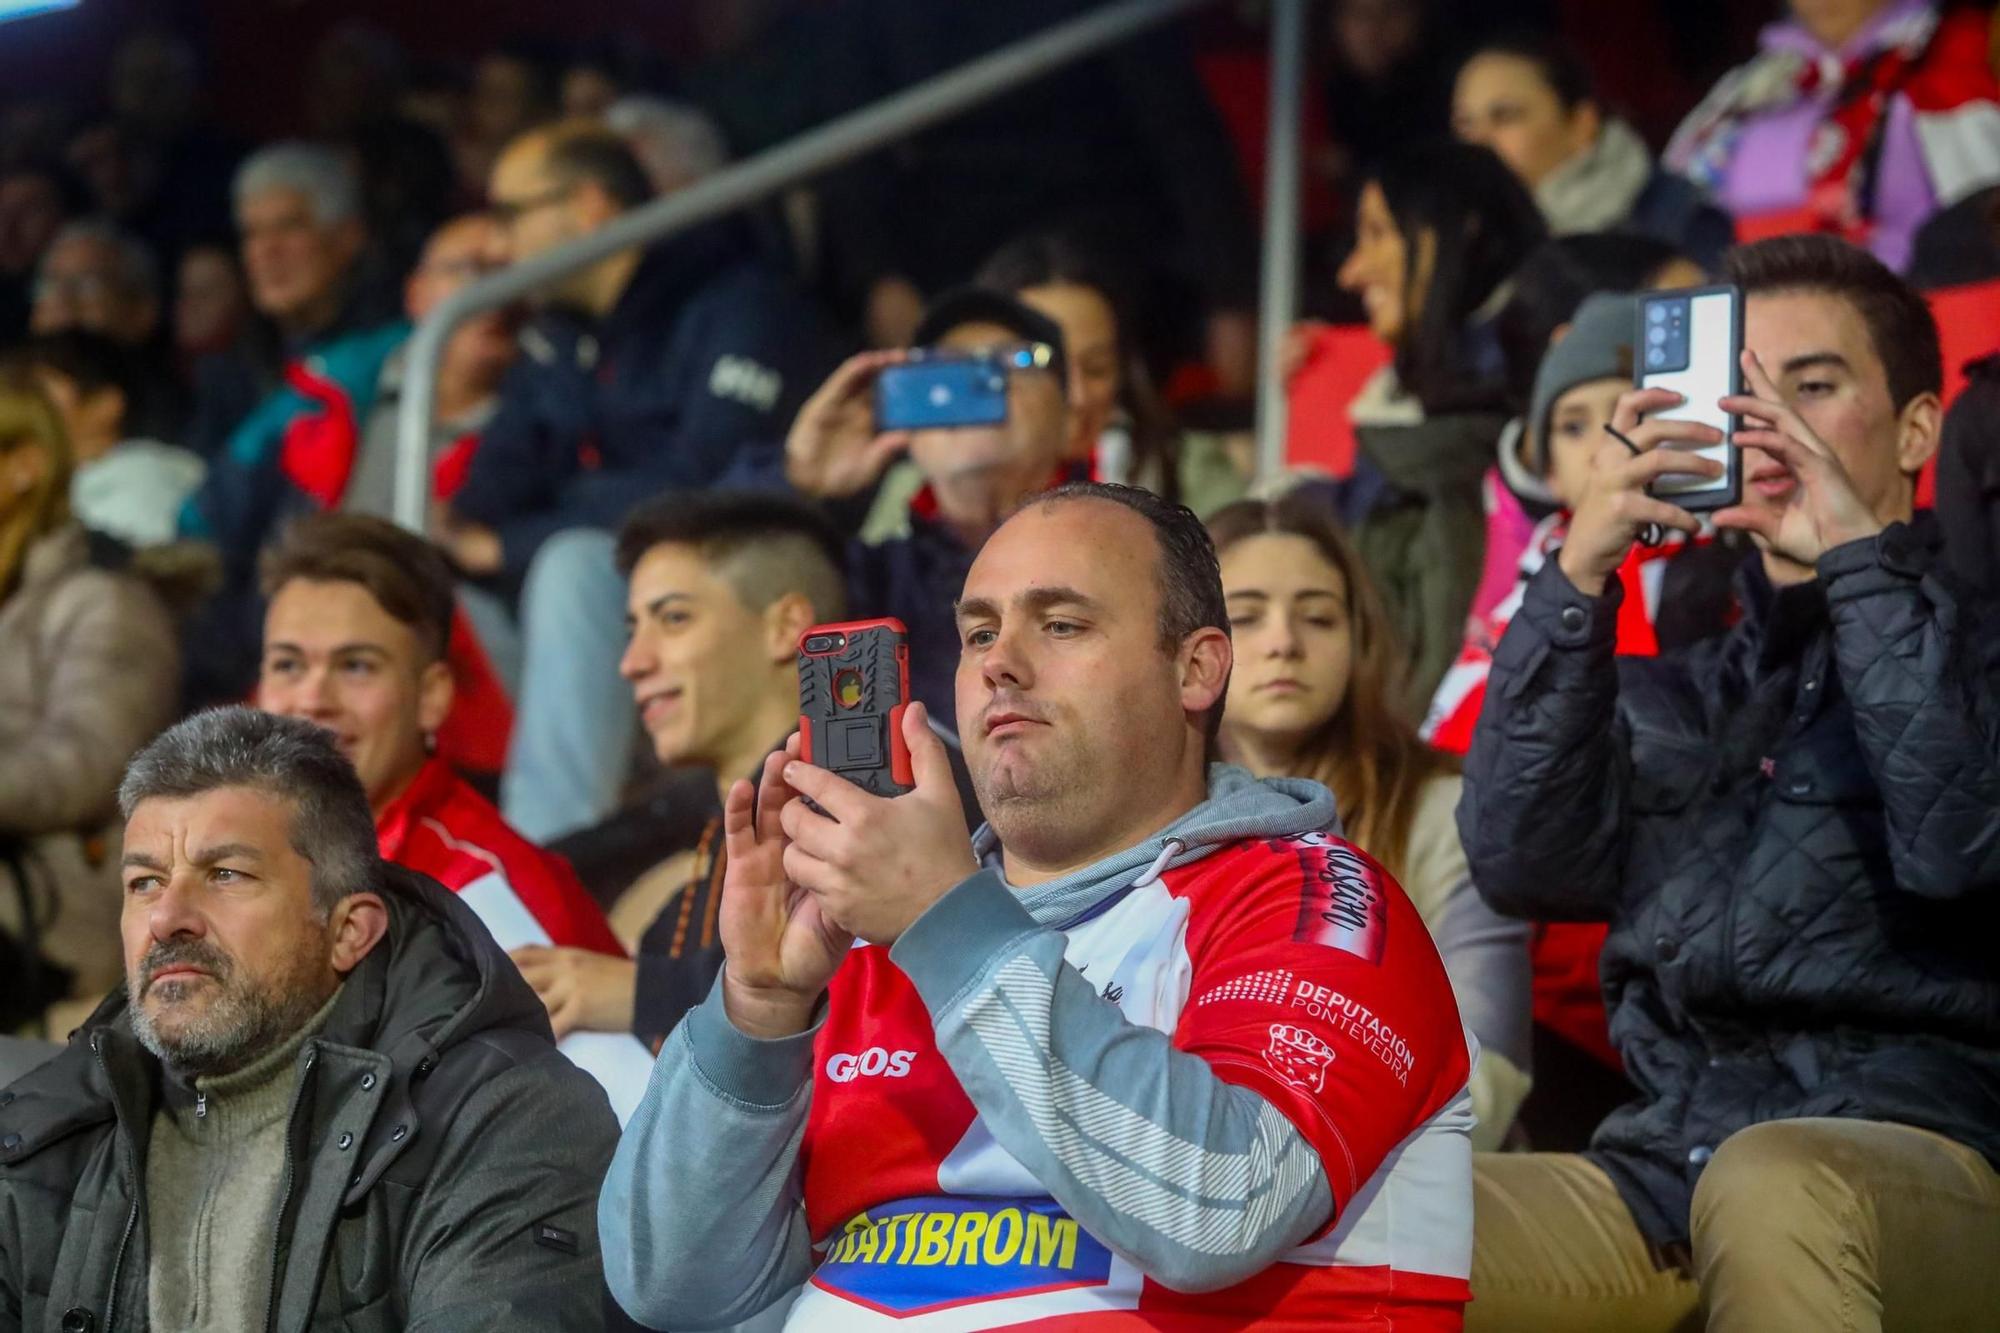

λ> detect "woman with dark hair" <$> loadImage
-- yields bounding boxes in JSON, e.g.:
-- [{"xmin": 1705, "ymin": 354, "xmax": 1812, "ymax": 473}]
[
  {"xmin": 1210, "ymin": 489, "xmax": 1531, "ymax": 1148},
  {"xmin": 1324, "ymin": 139, "xmax": 1544, "ymax": 715},
  {"xmin": 975, "ymin": 230, "xmax": 1190, "ymax": 504},
  {"xmin": 1454, "ymin": 33, "xmax": 1734, "ymax": 271}
]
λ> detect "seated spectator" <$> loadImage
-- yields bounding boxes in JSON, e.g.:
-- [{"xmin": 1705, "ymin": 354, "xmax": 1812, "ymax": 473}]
[
  {"xmin": 602, "ymin": 482, "xmax": 1477, "ymax": 1328},
  {"xmin": 254, "ymin": 511, "xmax": 620, "ymax": 960},
  {"xmin": 1209, "ymin": 491, "xmax": 1532, "ymax": 1149},
  {"xmin": 1665, "ymin": 0, "xmax": 2000, "ymax": 272},
  {"xmin": 0, "ymin": 159, "xmax": 82, "ymax": 339},
  {"xmin": 189, "ymin": 142, "xmax": 397, "ymax": 459},
  {"xmin": 21, "ymin": 331, "xmax": 204, "ymax": 550},
  {"xmin": 0, "ymin": 366, "xmax": 179, "ymax": 1025},
  {"xmin": 0, "ymin": 708, "xmax": 618, "ymax": 1329},
  {"xmin": 603, "ymin": 96, "xmax": 730, "ymax": 198},
  {"xmin": 28, "ymin": 218, "xmax": 162, "ymax": 345},
  {"xmin": 456, "ymin": 43, "xmax": 559, "ymax": 202},
  {"xmin": 1324, "ymin": 140, "xmax": 1545, "ymax": 718},
  {"xmin": 1459, "ymin": 235, "xmax": 2000, "ymax": 1328},
  {"xmin": 1454, "ymin": 34, "xmax": 1735, "ymax": 272},
  {"xmin": 497, "ymin": 286, "xmax": 1068, "ymax": 841},
  {"xmin": 1431, "ymin": 294, "xmax": 1742, "ymax": 1149},
  {"xmin": 172, "ymin": 240, "xmax": 248, "ymax": 373},
  {"xmin": 437, "ymin": 119, "xmax": 827, "ymax": 587},
  {"xmin": 1908, "ymin": 181, "xmax": 2000, "ymax": 289},
  {"xmin": 1935, "ymin": 352, "xmax": 2000, "ymax": 593},
  {"xmin": 511, "ymin": 493, "xmax": 846, "ymax": 1049}
]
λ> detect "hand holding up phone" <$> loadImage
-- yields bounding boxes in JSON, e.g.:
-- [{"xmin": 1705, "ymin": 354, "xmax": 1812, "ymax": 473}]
[
  {"xmin": 784, "ymin": 350, "xmax": 914, "ymax": 500},
  {"xmin": 1556, "ymin": 386, "xmax": 1725, "ymax": 592},
  {"xmin": 1710, "ymin": 349, "xmax": 1885, "ymax": 565}
]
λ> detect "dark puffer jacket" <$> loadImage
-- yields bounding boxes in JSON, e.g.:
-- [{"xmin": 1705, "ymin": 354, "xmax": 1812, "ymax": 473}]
[
  {"xmin": 1459, "ymin": 519, "xmax": 2000, "ymax": 1247},
  {"xmin": 0, "ymin": 864, "xmax": 620, "ymax": 1331}
]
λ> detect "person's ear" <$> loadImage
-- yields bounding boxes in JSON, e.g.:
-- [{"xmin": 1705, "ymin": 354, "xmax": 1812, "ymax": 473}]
[
  {"xmin": 416, "ymin": 658, "xmax": 456, "ymax": 737},
  {"xmin": 1569, "ymin": 98, "xmax": 1603, "ymax": 154},
  {"xmin": 331, "ymin": 217, "xmax": 366, "ymax": 267},
  {"xmin": 83, "ymin": 386, "xmax": 127, "ymax": 442},
  {"xmin": 326, "ymin": 891, "xmax": 389, "ymax": 975},
  {"xmin": 572, "ymin": 180, "xmax": 621, "ymax": 231},
  {"xmin": 763, "ymin": 591, "xmax": 816, "ymax": 666},
  {"xmin": 1179, "ymin": 626, "xmax": 1233, "ymax": 721},
  {"xmin": 1893, "ymin": 389, "xmax": 1944, "ymax": 480}
]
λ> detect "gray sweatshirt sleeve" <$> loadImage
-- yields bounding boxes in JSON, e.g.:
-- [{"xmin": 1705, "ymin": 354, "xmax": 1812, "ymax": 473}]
[
  {"xmin": 888, "ymin": 871, "xmax": 1334, "ymax": 1294},
  {"xmin": 597, "ymin": 979, "xmax": 819, "ymax": 1331}
]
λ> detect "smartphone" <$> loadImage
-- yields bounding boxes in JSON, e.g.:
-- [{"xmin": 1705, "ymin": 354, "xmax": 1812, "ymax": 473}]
[
  {"xmin": 1636, "ymin": 284, "xmax": 1743, "ymax": 512},
  {"xmin": 798, "ymin": 618, "xmax": 913, "ymax": 800},
  {"xmin": 875, "ymin": 353, "xmax": 1010, "ymax": 432}
]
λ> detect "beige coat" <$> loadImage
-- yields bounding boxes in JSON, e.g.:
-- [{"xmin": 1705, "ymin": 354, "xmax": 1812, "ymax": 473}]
[{"xmin": 0, "ymin": 524, "xmax": 179, "ymax": 1004}]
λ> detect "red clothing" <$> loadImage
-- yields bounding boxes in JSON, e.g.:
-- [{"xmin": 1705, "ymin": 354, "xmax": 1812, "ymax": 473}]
[
  {"xmin": 792, "ymin": 832, "xmax": 1474, "ymax": 1328},
  {"xmin": 376, "ymin": 758, "xmax": 622, "ymax": 957}
]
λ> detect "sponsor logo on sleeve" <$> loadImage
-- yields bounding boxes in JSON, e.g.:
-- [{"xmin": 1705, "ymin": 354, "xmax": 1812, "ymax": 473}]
[
  {"xmin": 1283, "ymin": 832, "xmax": 1388, "ymax": 963},
  {"xmin": 1194, "ymin": 968, "xmax": 1296, "ymax": 1008},
  {"xmin": 1263, "ymin": 1023, "xmax": 1338, "ymax": 1092},
  {"xmin": 811, "ymin": 1197, "xmax": 1112, "ymax": 1316},
  {"xmin": 824, "ymin": 1047, "xmax": 917, "ymax": 1082},
  {"xmin": 1194, "ymin": 969, "xmax": 1417, "ymax": 1086},
  {"xmin": 708, "ymin": 355, "xmax": 784, "ymax": 412}
]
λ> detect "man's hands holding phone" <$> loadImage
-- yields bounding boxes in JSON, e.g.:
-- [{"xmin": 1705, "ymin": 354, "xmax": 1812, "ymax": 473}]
[
  {"xmin": 1558, "ymin": 350, "xmax": 1883, "ymax": 594},
  {"xmin": 783, "ymin": 350, "xmax": 913, "ymax": 500},
  {"xmin": 1556, "ymin": 387, "xmax": 1724, "ymax": 592},
  {"xmin": 718, "ymin": 703, "xmax": 976, "ymax": 1039}
]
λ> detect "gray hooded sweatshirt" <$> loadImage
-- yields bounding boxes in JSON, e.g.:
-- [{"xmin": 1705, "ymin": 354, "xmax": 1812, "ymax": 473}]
[{"xmin": 599, "ymin": 767, "xmax": 1352, "ymax": 1330}]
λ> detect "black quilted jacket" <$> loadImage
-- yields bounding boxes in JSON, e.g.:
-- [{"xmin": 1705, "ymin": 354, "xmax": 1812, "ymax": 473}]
[{"xmin": 1459, "ymin": 518, "xmax": 2000, "ymax": 1246}]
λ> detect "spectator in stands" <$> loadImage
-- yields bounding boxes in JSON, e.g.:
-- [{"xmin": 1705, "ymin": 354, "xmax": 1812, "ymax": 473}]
[
  {"xmin": 603, "ymin": 96, "xmax": 731, "ymax": 198},
  {"xmin": 0, "ymin": 708, "xmax": 618, "ymax": 1330},
  {"xmin": 1210, "ymin": 491, "xmax": 1531, "ymax": 1150},
  {"xmin": 457, "ymin": 44, "xmax": 559, "ymax": 201},
  {"xmin": 255, "ymin": 512, "xmax": 621, "ymax": 960},
  {"xmin": 1665, "ymin": 0, "xmax": 2000, "ymax": 272},
  {"xmin": 0, "ymin": 365, "xmax": 178, "ymax": 1026},
  {"xmin": 1934, "ymin": 352, "xmax": 2000, "ymax": 593},
  {"xmin": 173, "ymin": 241, "xmax": 249, "ymax": 372},
  {"xmin": 603, "ymin": 482, "xmax": 1478, "ymax": 1328},
  {"xmin": 1320, "ymin": 0, "xmax": 1460, "ymax": 194},
  {"xmin": 30, "ymin": 218, "xmax": 187, "ymax": 439},
  {"xmin": 0, "ymin": 160, "xmax": 81, "ymax": 339},
  {"xmin": 511, "ymin": 493, "xmax": 846, "ymax": 1048},
  {"xmin": 1325, "ymin": 140, "xmax": 1545, "ymax": 718},
  {"xmin": 496, "ymin": 286, "xmax": 1067, "ymax": 842},
  {"xmin": 1431, "ymin": 294, "xmax": 1742, "ymax": 1150},
  {"xmin": 190, "ymin": 142, "xmax": 396, "ymax": 459},
  {"xmin": 1453, "ymin": 34, "xmax": 1735, "ymax": 272},
  {"xmin": 438, "ymin": 119, "xmax": 825, "ymax": 587},
  {"xmin": 23, "ymin": 330, "xmax": 205, "ymax": 549},
  {"xmin": 1459, "ymin": 234, "xmax": 2000, "ymax": 1328},
  {"xmin": 29, "ymin": 218, "xmax": 161, "ymax": 345}
]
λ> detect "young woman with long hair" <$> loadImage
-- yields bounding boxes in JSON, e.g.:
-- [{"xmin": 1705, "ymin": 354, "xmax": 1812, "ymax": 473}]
[{"xmin": 1209, "ymin": 488, "xmax": 1530, "ymax": 1148}]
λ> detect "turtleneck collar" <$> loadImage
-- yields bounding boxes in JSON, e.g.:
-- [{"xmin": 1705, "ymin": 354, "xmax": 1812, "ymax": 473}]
[{"xmin": 158, "ymin": 987, "xmax": 342, "ymax": 1144}]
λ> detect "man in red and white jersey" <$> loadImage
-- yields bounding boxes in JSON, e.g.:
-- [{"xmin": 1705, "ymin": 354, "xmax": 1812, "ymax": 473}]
[
  {"xmin": 603, "ymin": 481, "xmax": 1476, "ymax": 1330},
  {"xmin": 254, "ymin": 511, "xmax": 621, "ymax": 958}
]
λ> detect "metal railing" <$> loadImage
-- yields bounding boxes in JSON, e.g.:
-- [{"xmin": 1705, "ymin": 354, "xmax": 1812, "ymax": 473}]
[{"xmin": 395, "ymin": 0, "xmax": 1306, "ymax": 531}]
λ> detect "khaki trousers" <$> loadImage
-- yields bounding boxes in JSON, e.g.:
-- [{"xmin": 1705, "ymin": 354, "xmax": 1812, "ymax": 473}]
[{"xmin": 1467, "ymin": 1118, "xmax": 2000, "ymax": 1332}]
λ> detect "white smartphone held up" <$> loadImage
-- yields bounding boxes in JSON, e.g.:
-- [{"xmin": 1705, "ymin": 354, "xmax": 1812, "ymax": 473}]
[{"xmin": 1635, "ymin": 285, "xmax": 1743, "ymax": 513}]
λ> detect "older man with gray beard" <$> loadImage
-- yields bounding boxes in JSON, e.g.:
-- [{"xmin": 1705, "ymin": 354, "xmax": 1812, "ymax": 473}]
[{"xmin": 0, "ymin": 707, "xmax": 618, "ymax": 1331}]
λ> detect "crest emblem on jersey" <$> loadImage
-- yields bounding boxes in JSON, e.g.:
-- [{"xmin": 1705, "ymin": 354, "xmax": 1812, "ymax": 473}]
[{"xmin": 1264, "ymin": 1022, "xmax": 1337, "ymax": 1092}]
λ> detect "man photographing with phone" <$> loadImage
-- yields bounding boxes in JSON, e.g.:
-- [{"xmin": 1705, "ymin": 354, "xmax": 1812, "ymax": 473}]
[
  {"xmin": 1460, "ymin": 234, "xmax": 2000, "ymax": 1330},
  {"xmin": 601, "ymin": 482, "xmax": 1481, "ymax": 1329}
]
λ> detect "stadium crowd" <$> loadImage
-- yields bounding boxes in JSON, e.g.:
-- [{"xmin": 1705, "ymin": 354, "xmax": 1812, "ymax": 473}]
[{"xmin": 2, "ymin": 0, "xmax": 2000, "ymax": 1328}]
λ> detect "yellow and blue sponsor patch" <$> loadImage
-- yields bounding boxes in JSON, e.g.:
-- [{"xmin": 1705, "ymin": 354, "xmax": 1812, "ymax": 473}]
[{"xmin": 810, "ymin": 1196, "xmax": 1113, "ymax": 1316}]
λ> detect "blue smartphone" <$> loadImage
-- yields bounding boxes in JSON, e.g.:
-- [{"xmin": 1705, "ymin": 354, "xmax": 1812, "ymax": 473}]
[{"xmin": 874, "ymin": 353, "xmax": 1010, "ymax": 431}]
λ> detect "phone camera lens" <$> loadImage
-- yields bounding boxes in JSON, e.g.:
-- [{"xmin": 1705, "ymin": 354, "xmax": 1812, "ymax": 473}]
[
  {"xmin": 805, "ymin": 635, "xmax": 832, "ymax": 652},
  {"xmin": 1647, "ymin": 306, "xmax": 1666, "ymax": 324},
  {"xmin": 1647, "ymin": 349, "xmax": 1666, "ymax": 368}
]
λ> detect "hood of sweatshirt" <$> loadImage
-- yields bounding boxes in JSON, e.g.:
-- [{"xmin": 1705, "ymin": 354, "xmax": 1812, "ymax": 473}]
[{"xmin": 971, "ymin": 763, "xmax": 1339, "ymax": 929}]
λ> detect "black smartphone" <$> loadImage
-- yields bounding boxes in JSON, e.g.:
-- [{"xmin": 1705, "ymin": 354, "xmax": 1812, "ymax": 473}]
[
  {"xmin": 798, "ymin": 618, "xmax": 912, "ymax": 800},
  {"xmin": 1636, "ymin": 284, "xmax": 1743, "ymax": 513}
]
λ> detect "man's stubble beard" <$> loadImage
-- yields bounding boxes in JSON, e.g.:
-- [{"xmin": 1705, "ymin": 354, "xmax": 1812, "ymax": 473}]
[{"xmin": 128, "ymin": 931, "xmax": 339, "ymax": 1078}]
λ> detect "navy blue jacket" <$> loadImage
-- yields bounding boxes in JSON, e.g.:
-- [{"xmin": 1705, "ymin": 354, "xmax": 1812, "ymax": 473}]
[{"xmin": 451, "ymin": 221, "xmax": 833, "ymax": 582}]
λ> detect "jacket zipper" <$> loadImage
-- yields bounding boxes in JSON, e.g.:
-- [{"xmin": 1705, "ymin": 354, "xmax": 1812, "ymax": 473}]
[
  {"xmin": 261, "ymin": 1047, "xmax": 317, "ymax": 1333},
  {"xmin": 93, "ymin": 1033, "xmax": 140, "ymax": 1333}
]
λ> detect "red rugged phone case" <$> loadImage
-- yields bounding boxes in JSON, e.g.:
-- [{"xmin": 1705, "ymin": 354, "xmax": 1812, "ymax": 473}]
[{"xmin": 798, "ymin": 618, "xmax": 913, "ymax": 797}]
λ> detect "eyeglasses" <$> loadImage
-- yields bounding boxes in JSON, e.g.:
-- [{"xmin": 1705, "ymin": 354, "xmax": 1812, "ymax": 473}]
[
  {"xmin": 489, "ymin": 183, "xmax": 576, "ymax": 226},
  {"xmin": 912, "ymin": 341, "xmax": 1057, "ymax": 374}
]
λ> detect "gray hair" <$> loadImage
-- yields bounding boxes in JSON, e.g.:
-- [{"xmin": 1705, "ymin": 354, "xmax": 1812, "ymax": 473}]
[
  {"xmin": 604, "ymin": 96, "xmax": 729, "ymax": 195},
  {"xmin": 233, "ymin": 141, "xmax": 361, "ymax": 228},
  {"xmin": 119, "ymin": 708, "xmax": 380, "ymax": 913},
  {"xmin": 38, "ymin": 217, "xmax": 160, "ymax": 304}
]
